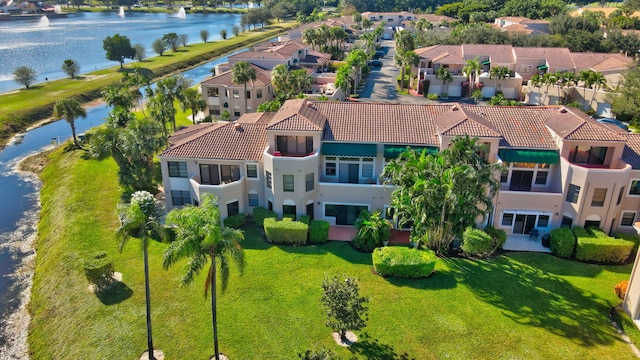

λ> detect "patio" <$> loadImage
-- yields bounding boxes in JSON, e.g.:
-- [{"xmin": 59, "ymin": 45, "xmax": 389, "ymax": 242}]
[{"xmin": 503, "ymin": 234, "xmax": 552, "ymax": 253}]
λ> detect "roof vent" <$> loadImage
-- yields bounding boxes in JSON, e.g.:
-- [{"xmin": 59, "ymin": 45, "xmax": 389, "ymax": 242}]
[
  {"xmin": 451, "ymin": 105, "xmax": 459, "ymax": 111},
  {"xmin": 558, "ymin": 107, "xmax": 568, "ymax": 113},
  {"xmin": 234, "ymin": 122, "xmax": 243, "ymax": 131}
]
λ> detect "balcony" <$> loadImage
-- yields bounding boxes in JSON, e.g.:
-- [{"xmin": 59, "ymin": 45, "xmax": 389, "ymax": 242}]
[
  {"xmin": 189, "ymin": 175, "xmax": 244, "ymax": 202},
  {"xmin": 264, "ymin": 146, "xmax": 319, "ymax": 160}
]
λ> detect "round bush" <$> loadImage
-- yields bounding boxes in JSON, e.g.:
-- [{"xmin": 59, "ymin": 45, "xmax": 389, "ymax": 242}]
[{"xmin": 372, "ymin": 247, "xmax": 437, "ymax": 278}]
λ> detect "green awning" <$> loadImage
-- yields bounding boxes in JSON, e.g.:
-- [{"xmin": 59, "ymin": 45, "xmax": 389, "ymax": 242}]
[
  {"xmin": 384, "ymin": 145, "xmax": 439, "ymax": 159},
  {"xmin": 481, "ymin": 60, "xmax": 491, "ymax": 65},
  {"xmin": 498, "ymin": 149, "xmax": 559, "ymax": 164},
  {"xmin": 537, "ymin": 65, "xmax": 548, "ymax": 70},
  {"xmin": 322, "ymin": 143, "xmax": 377, "ymax": 157}
]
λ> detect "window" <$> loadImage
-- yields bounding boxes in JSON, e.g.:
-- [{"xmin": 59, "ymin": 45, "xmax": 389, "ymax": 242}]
[
  {"xmin": 621, "ymin": 212, "xmax": 636, "ymax": 226},
  {"xmin": 200, "ymin": 164, "xmax": 220, "ymax": 185},
  {"xmin": 227, "ymin": 201, "xmax": 239, "ymax": 217},
  {"xmin": 246, "ymin": 164, "xmax": 258, "ymax": 178},
  {"xmin": 306, "ymin": 136, "xmax": 313, "ymax": 154},
  {"xmin": 232, "ymin": 90, "xmax": 239, "ymax": 98},
  {"xmin": 211, "ymin": 107, "xmax": 221, "ymax": 116},
  {"xmin": 283, "ymin": 205, "xmax": 296, "ymax": 218},
  {"xmin": 234, "ymin": 110, "xmax": 241, "ymax": 117},
  {"xmin": 535, "ymin": 171, "xmax": 548, "ymax": 185},
  {"xmin": 561, "ymin": 216, "xmax": 573, "ymax": 228},
  {"xmin": 500, "ymin": 168, "xmax": 508, "ymax": 183},
  {"xmin": 266, "ymin": 171, "xmax": 272, "ymax": 189},
  {"xmin": 306, "ymin": 173, "xmax": 314, "ymax": 191},
  {"xmin": 171, "ymin": 190, "xmax": 190, "ymax": 206},
  {"xmin": 568, "ymin": 146, "xmax": 607, "ymax": 165},
  {"xmin": 502, "ymin": 213, "xmax": 514, "ymax": 226},
  {"xmin": 326, "ymin": 162, "xmax": 336, "ymax": 176},
  {"xmin": 168, "ymin": 161, "xmax": 187, "ymax": 178},
  {"xmin": 207, "ymin": 87, "xmax": 219, "ymax": 97},
  {"xmin": 521, "ymin": 65, "xmax": 532, "ymax": 74},
  {"xmin": 591, "ymin": 188, "xmax": 607, "ymax": 207},
  {"xmin": 362, "ymin": 162, "xmax": 374, "ymax": 178},
  {"xmin": 268, "ymin": 200, "xmax": 273, "ymax": 210},
  {"xmin": 257, "ymin": 89, "xmax": 263, "ymax": 98},
  {"xmin": 220, "ymin": 165, "xmax": 240, "ymax": 183},
  {"xmin": 537, "ymin": 215, "xmax": 550, "ymax": 228},
  {"xmin": 566, "ymin": 184, "xmax": 580, "ymax": 204},
  {"xmin": 248, "ymin": 193, "xmax": 259, "ymax": 207},
  {"xmin": 246, "ymin": 90, "xmax": 251, "ymax": 99},
  {"xmin": 618, "ymin": 186, "xmax": 626, "ymax": 205},
  {"xmin": 630, "ymin": 180, "xmax": 640, "ymax": 195},
  {"xmin": 283, "ymin": 174, "xmax": 294, "ymax": 192}
]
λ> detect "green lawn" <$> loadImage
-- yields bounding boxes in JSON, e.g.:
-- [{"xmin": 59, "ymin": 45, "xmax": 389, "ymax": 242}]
[{"xmin": 30, "ymin": 148, "xmax": 638, "ymax": 359}]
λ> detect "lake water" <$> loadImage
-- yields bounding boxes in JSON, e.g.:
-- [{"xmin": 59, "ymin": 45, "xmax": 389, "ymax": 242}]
[
  {"xmin": 0, "ymin": 14, "xmax": 254, "ymax": 357},
  {"xmin": 0, "ymin": 11, "xmax": 242, "ymax": 94}
]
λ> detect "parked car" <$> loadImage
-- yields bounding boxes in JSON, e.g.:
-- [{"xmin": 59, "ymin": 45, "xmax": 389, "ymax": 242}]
[
  {"xmin": 367, "ymin": 60, "xmax": 383, "ymax": 67},
  {"xmin": 373, "ymin": 50, "xmax": 385, "ymax": 59},
  {"xmin": 596, "ymin": 118, "xmax": 628, "ymax": 131}
]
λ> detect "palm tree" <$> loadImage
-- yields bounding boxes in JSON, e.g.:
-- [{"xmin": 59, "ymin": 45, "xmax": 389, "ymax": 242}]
[
  {"xmin": 290, "ymin": 69, "xmax": 313, "ymax": 96},
  {"xmin": 152, "ymin": 75, "xmax": 192, "ymax": 131},
  {"xmin": 530, "ymin": 74, "xmax": 543, "ymax": 105},
  {"xmin": 231, "ymin": 61, "xmax": 257, "ymax": 117},
  {"xmin": 588, "ymin": 71, "xmax": 607, "ymax": 111},
  {"xmin": 394, "ymin": 50, "xmax": 419, "ymax": 93},
  {"xmin": 117, "ymin": 191, "xmax": 167, "ymax": 360},
  {"xmin": 579, "ymin": 70, "xmax": 596, "ymax": 110},
  {"xmin": 163, "ymin": 194, "xmax": 244, "ymax": 360},
  {"xmin": 53, "ymin": 98, "xmax": 86, "ymax": 148},
  {"xmin": 436, "ymin": 67, "xmax": 453, "ymax": 98},
  {"xmin": 302, "ymin": 28, "xmax": 317, "ymax": 51},
  {"xmin": 463, "ymin": 57, "xmax": 482, "ymax": 96},
  {"xmin": 489, "ymin": 66, "xmax": 511, "ymax": 94},
  {"xmin": 335, "ymin": 64, "xmax": 353, "ymax": 97},
  {"xmin": 395, "ymin": 29, "xmax": 415, "ymax": 53},
  {"xmin": 179, "ymin": 87, "xmax": 206, "ymax": 123},
  {"xmin": 271, "ymin": 63, "xmax": 291, "ymax": 99}
]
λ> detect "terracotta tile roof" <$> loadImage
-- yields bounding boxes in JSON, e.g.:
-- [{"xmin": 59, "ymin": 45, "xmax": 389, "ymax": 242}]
[
  {"xmin": 266, "ymin": 99, "xmax": 327, "ymax": 131},
  {"xmin": 169, "ymin": 122, "xmax": 221, "ymax": 145},
  {"xmin": 545, "ymin": 107, "xmax": 625, "ymax": 141},
  {"xmin": 229, "ymin": 50, "xmax": 287, "ymax": 60},
  {"xmin": 513, "ymin": 47, "xmax": 574, "ymax": 68},
  {"xmin": 436, "ymin": 105, "xmax": 502, "ymax": 138},
  {"xmin": 463, "ymin": 44, "xmax": 515, "ymax": 64},
  {"xmin": 237, "ymin": 112, "xmax": 275, "ymax": 124},
  {"xmin": 502, "ymin": 24, "xmax": 534, "ymax": 35},
  {"xmin": 201, "ymin": 64, "xmax": 271, "ymax": 87},
  {"xmin": 432, "ymin": 52, "xmax": 465, "ymax": 65},
  {"xmin": 415, "ymin": 45, "xmax": 463, "ymax": 60},
  {"xmin": 570, "ymin": 52, "xmax": 631, "ymax": 71},
  {"xmin": 160, "ymin": 122, "xmax": 267, "ymax": 161},
  {"xmin": 300, "ymin": 51, "xmax": 331, "ymax": 65},
  {"xmin": 622, "ymin": 134, "xmax": 640, "ymax": 169},
  {"xmin": 412, "ymin": 13, "xmax": 456, "ymax": 23}
]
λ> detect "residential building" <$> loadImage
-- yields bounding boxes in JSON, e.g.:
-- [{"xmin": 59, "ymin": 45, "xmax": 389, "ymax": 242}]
[
  {"xmin": 493, "ymin": 16, "xmax": 550, "ymax": 35},
  {"xmin": 160, "ymin": 99, "xmax": 640, "ymax": 239}
]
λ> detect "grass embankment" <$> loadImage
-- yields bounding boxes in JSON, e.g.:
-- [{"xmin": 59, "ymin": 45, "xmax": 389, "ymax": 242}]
[
  {"xmin": 29, "ymin": 148, "xmax": 639, "ymax": 359},
  {"xmin": 0, "ymin": 21, "xmax": 296, "ymax": 148}
]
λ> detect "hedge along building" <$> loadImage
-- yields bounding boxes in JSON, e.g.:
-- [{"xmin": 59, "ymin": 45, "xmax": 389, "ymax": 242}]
[{"xmin": 159, "ymin": 99, "xmax": 640, "ymax": 240}]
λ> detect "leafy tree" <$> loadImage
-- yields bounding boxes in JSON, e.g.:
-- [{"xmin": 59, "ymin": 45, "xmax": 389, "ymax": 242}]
[
  {"xmin": 13, "ymin": 66, "xmax": 36, "ymax": 89},
  {"xmin": 463, "ymin": 57, "xmax": 481, "ymax": 96},
  {"xmin": 232, "ymin": 24, "xmax": 241, "ymax": 37},
  {"xmin": 162, "ymin": 32, "xmax": 180, "ymax": 52},
  {"xmin": 271, "ymin": 1, "xmax": 291, "ymax": 22},
  {"xmin": 257, "ymin": 99, "xmax": 282, "ymax": 112},
  {"xmin": 352, "ymin": 209, "xmax": 391, "ymax": 252},
  {"xmin": 436, "ymin": 67, "xmax": 453, "ymax": 96},
  {"xmin": 133, "ymin": 43, "xmax": 146, "ymax": 62},
  {"xmin": 220, "ymin": 29, "xmax": 228, "ymax": 40},
  {"xmin": 231, "ymin": 61, "xmax": 257, "ymax": 115},
  {"xmin": 103, "ymin": 34, "xmax": 135, "ymax": 69},
  {"xmin": 117, "ymin": 191, "xmax": 168, "ymax": 360},
  {"xmin": 298, "ymin": 346, "xmax": 341, "ymax": 360},
  {"xmin": 53, "ymin": 98, "xmax": 86, "ymax": 147},
  {"xmin": 382, "ymin": 136, "xmax": 501, "ymax": 253},
  {"xmin": 179, "ymin": 87, "xmax": 206, "ymax": 123},
  {"xmin": 394, "ymin": 50, "xmax": 419, "ymax": 93},
  {"xmin": 320, "ymin": 275, "xmax": 369, "ymax": 342},
  {"xmin": 61, "ymin": 59, "xmax": 80, "ymax": 79},
  {"xmin": 200, "ymin": 29, "xmax": 210, "ymax": 43},
  {"xmin": 179, "ymin": 34, "xmax": 188, "ymax": 47},
  {"xmin": 152, "ymin": 38, "xmax": 166, "ymax": 56},
  {"xmin": 163, "ymin": 194, "xmax": 245, "ymax": 360}
]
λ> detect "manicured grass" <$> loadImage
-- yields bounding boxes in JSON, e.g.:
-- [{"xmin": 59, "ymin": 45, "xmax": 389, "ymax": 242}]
[
  {"xmin": 0, "ymin": 21, "xmax": 296, "ymax": 148},
  {"xmin": 30, "ymin": 149, "xmax": 638, "ymax": 359}
]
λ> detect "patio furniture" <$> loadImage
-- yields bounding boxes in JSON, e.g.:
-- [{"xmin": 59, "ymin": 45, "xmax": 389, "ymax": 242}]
[{"xmin": 529, "ymin": 229, "xmax": 539, "ymax": 240}]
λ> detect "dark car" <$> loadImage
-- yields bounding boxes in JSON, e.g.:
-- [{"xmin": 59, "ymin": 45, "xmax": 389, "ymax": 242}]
[
  {"xmin": 373, "ymin": 50, "xmax": 385, "ymax": 59},
  {"xmin": 596, "ymin": 118, "xmax": 629, "ymax": 131},
  {"xmin": 368, "ymin": 60, "xmax": 383, "ymax": 67}
]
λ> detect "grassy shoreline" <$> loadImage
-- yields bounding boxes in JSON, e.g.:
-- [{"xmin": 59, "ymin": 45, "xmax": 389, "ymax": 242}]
[
  {"xmin": 29, "ymin": 147, "xmax": 638, "ymax": 359},
  {"xmin": 0, "ymin": 21, "xmax": 296, "ymax": 149}
]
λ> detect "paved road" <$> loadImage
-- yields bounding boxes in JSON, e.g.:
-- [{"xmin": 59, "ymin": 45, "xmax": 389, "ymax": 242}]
[{"xmin": 358, "ymin": 40, "xmax": 428, "ymax": 105}]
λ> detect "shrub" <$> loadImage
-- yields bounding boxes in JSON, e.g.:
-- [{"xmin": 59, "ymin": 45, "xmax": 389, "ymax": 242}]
[
  {"xmin": 82, "ymin": 251, "xmax": 114, "ymax": 291},
  {"xmin": 223, "ymin": 213, "xmax": 246, "ymax": 229},
  {"xmin": 427, "ymin": 93, "xmax": 439, "ymax": 101},
  {"xmin": 253, "ymin": 206, "xmax": 277, "ymax": 228},
  {"xmin": 352, "ymin": 210, "xmax": 391, "ymax": 253},
  {"xmin": 298, "ymin": 215, "xmax": 311, "ymax": 225},
  {"xmin": 550, "ymin": 227, "xmax": 575, "ymax": 258},
  {"xmin": 372, "ymin": 247, "xmax": 437, "ymax": 278},
  {"xmin": 264, "ymin": 218, "xmax": 308, "ymax": 245},
  {"xmin": 484, "ymin": 226, "xmax": 507, "ymax": 249},
  {"xmin": 574, "ymin": 227, "xmax": 634, "ymax": 263},
  {"xmin": 461, "ymin": 227, "xmax": 497, "ymax": 257},
  {"xmin": 615, "ymin": 280, "xmax": 629, "ymax": 300},
  {"xmin": 614, "ymin": 232, "xmax": 640, "ymax": 255},
  {"xmin": 309, "ymin": 220, "xmax": 330, "ymax": 244}
]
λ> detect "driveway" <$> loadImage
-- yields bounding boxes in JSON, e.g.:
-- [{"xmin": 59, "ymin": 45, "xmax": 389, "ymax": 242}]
[{"xmin": 357, "ymin": 40, "xmax": 427, "ymax": 105}]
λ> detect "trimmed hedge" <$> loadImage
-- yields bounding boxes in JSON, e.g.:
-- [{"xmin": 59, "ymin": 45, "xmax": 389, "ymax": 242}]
[
  {"xmin": 550, "ymin": 228, "xmax": 575, "ymax": 258},
  {"xmin": 223, "ymin": 213, "xmax": 246, "ymax": 229},
  {"xmin": 573, "ymin": 227, "xmax": 634, "ymax": 264},
  {"xmin": 298, "ymin": 215, "xmax": 311, "ymax": 225},
  {"xmin": 82, "ymin": 251, "xmax": 114, "ymax": 290},
  {"xmin": 264, "ymin": 218, "xmax": 308, "ymax": 245},
  {"xmin": 484, "ymin": 226, "xmax": 507, "ymax": 249},
  {"xmin": 253, "ymin": 207, "xmax": 277, "ymax": 228},
  {"xmin": 461, "ymin": 227, "xmax": 498, "ymax": 257},
  {"xmin": 372, "ymin": 247, "xmax": 437, "ymax": 278},
  {"xmin": 309, "ymin": 220, "xmax": 330, "ymax": 244},
  {"xmin": 614, "ymin": 232, "xmax": 640, "ymax": 255}
]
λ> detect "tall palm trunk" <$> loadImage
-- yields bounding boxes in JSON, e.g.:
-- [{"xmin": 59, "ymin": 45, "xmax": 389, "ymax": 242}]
[
  {"xmin": 143, "ymin": 236, "xmax": 156, "ymax": 360},
  {"xmin": 210, "ymin": 254, "xmax": 220, "ymax": 360},
  {"xmin": 70, "ymin": 120, "xmax": 78, "ymax": 147}
]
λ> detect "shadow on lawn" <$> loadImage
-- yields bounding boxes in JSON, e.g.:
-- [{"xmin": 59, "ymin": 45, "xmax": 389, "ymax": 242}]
[
  {"xmin": 448, "ymin": 255, "xmax": 620, "ymax": 346},
  {"xmin": 95, "ymin": 281, "xmax": 133, "ymax": 305},
  {"xmin": 384, "ymin": 269, "xmax": 457, "ymax": 290},
  {"xmin": 349, "ymin": 333, "xmax": 415, "ymax": 360}
]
